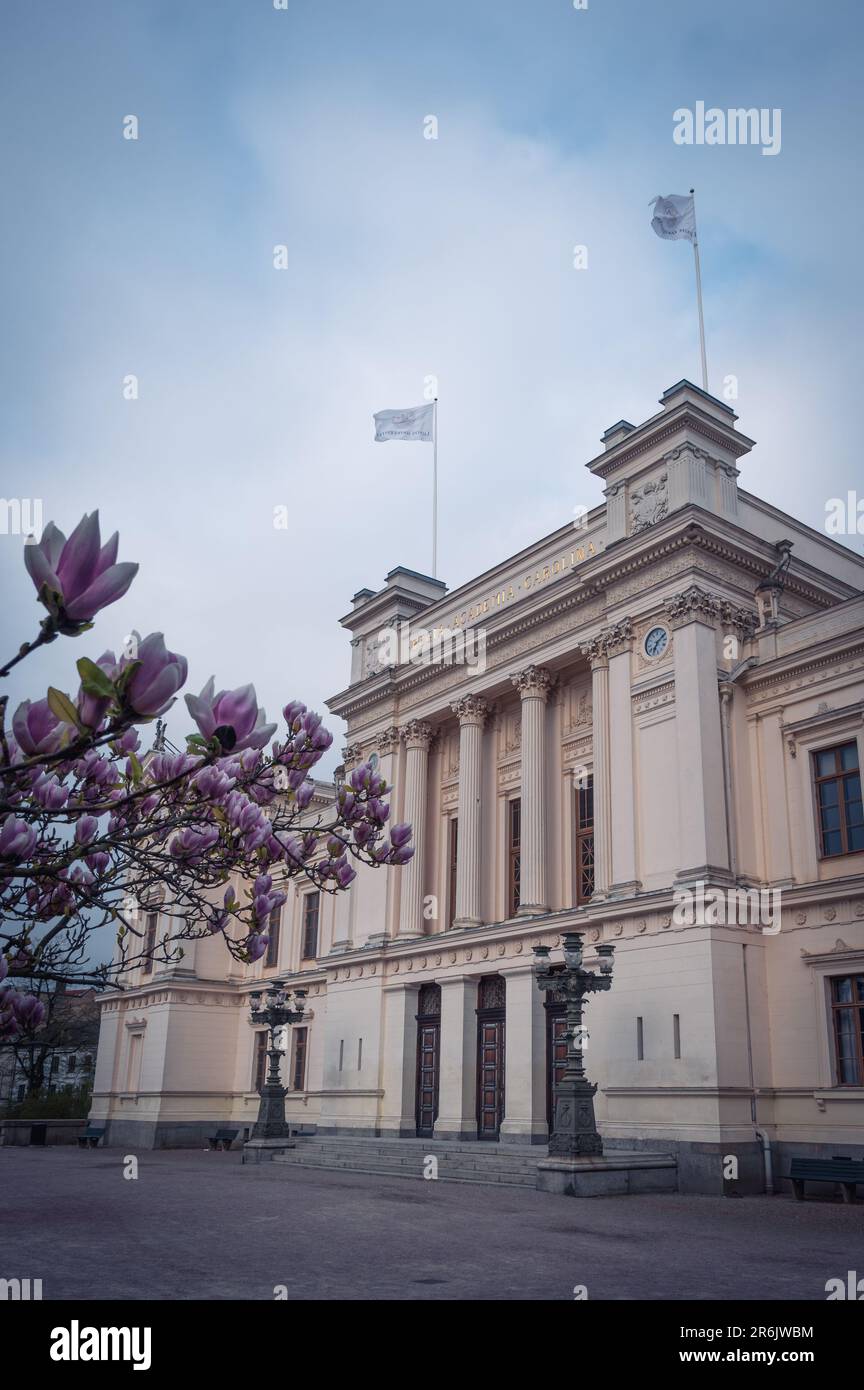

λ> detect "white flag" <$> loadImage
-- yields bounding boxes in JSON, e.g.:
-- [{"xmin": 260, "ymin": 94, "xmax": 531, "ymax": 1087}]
[
  {"xmin": 649, "ymin": 193, "xmax": 695, "ymax": 242},
  {"xmin": 373, "ymin": 403, "xmax": 434, "ymax": 443}
]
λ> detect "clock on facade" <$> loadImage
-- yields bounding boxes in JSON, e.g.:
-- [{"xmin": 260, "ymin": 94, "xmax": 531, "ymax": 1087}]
[{"xmin": 644, "ymin": 625, "xmax": 669, "ymax": 659}]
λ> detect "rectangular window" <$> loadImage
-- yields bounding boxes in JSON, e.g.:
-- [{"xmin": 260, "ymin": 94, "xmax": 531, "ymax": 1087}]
[
  {"xmin": 813, "ymin": 741, "xmax": 863, "ymax": 857},
  {"xmin": 253, "ymin": 1031, "xmax": 268, "ymax": 1093},
  {"xmin": 508, "ymin": 798, "xmax": 521, "ymax": 918},
  {"xmin": 673, "ymin": 1014, "xmax": 681, "ymax": 1060},
  {"xmin": 265, "ymin": 905, "xmax": 281, "ymax": 968},
  {"xmin": 830, "ymin": 975, "xmax": 864, "ymax": 1084},
  {"xmin": 448, "ymin": 818, "xmax": 459, "ymax": 927},
  {"xmin": 574, "ymin": 775, "xmax": 595, "ymax": 904},
  {"xmin": 291, "ymin": 1027, "xmax": 308, "ymax": 1091},
  {"xmin": 66, "ymin": 1055, "xmax": 76, "ymax": 1075},
  {"xmin": 126, "ymin": 1033, "xmax": 144, "ymax": 1092},
  {"xmin": 302, "ymin": 892, "xmax": 320, "ymax": 960},
  {"xmin": 636, "ymin": 1016, "xmax": 644, "ymax": 1061},
  {"xmin": 141, "ymin": 911, "xmax": 158, "ymax": 975}
]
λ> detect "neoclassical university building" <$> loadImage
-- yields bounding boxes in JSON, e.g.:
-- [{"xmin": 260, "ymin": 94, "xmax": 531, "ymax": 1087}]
[{"xmin": 92, "ymin": 381, "xmax": 864, "ymax": 1192}]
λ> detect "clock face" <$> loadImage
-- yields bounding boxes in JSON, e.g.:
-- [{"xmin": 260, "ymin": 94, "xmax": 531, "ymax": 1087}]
[{"xmin": 644, "ymin": 625, "xmax": 669, "ymax": 658}]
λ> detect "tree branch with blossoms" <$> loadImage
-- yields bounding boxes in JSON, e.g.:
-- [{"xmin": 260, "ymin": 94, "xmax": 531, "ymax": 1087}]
[{"xmin": 0, "ymin": 511, "xmax": 413, "ymax": 1045}]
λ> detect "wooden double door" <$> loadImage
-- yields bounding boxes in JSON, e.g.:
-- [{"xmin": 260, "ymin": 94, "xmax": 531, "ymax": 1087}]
[
  {"xmin": 476, "ymin": 975, "xmax": 506, "ymax": 1139},
  {"xmin": 415, "ymin": 984, "xmax": 441, "ymax": 1137},
  {"xmin": 546, "ymin": 1004, "xmax": 568, "ymax": 1128}
]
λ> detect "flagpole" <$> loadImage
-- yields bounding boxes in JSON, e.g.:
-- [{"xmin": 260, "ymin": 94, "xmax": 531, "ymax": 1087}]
[
  {"xmin": 690, "ymin": 187, "xmax": 709, "ymax": 392},
  {"xmin": 432, "ymin": 398, "xmax": 438, "ymax": 579}
]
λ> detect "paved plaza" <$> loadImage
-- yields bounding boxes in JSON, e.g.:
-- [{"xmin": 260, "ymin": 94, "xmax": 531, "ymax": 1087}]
[{"xmin": 3, "ymin": 1147, "xmax": 862, "ymax": 1301}]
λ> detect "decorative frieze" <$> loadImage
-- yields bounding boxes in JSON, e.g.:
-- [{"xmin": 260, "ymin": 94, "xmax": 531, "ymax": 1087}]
[
  {"xmin": 664, "ymin": 584, "xmax": 757, "ymax": 637},
  {"xmin": 632, "ymin": 680, "xmax": 676, "ymax": 716},
  {"xmin": 630, "ymin": 472, "xmax": 668, "ymax": 533},
  {"xmin": 581, "ymin": 617, "xmax": 633, "ymax": 665}
]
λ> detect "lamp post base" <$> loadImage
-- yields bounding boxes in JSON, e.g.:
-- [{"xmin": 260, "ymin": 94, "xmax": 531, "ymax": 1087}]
[
  {"xmin": 548, "ymin": 1078, "xmax": 604, "ymax": 1159},
  {"xmin": 251, "ymin": 1084, "xmax": 291, "ymax": 1140},
  {"xmin": 242, "ymin": 1136, "xmax": 297, "ymax": 1165}
]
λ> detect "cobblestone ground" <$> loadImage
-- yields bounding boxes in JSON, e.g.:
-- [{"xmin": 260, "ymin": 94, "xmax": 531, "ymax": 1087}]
[{"xmin": 3, "ymin": 1147, "xmax": 861, "ymax": 1301}]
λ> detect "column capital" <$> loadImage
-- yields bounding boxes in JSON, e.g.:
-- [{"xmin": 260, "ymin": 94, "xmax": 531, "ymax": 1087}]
[
  {"xmin": 376, "ymin": 726, "xmax": 401, "ymax": 755},
  {"xmin": 511, "ymin": 665, "xmax": 555, "ymax": 701},
  {"xmin": 400, "ymin": 719, "xmax": 434, "ymax": 750},
  {"xmin": 341, "ymin": 742, "xmax": 364, "ymax": 769},
  {"xmin": 664, "ymin": 584, "xmax": 757, "ymax": 636},
  {"xmin": 451, "ymin": 694, "xmax": 490, "ymax": 726},
  {"xmin": 580, "ymin": 617, "xmax": 633, "ymax": 664}
]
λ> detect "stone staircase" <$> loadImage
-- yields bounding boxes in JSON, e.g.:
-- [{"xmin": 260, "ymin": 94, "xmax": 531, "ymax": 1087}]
[{"xmin": 272, "ymin": 1135, "xmax": 545, "ymax": 1188}]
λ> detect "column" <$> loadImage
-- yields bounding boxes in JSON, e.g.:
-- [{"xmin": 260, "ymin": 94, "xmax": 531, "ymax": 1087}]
[
  {"xmin": 665, "ymin": 587, "xmax": 732, "ymax": 884},
  {"xmin": 755, "ymin": 710, "xmax": 794, "ymax": 885},
  {"xmin": 379, "ymin": 982, "xmax": 421, "ymax": 1137},
  {"xmin": 376, "ymin": 727, "xmax": 404, "ymax": 941},
  {"xmin": 451, "ymin": 695, "xmax": 489, "ymax": 929},
  {"xmin": 499, "ymin": 965, "xmax": 548, "ymax": 1145},
  {"xmin": 398, "ymin": 720, "xmax": 433, "ymax": 938},
  {"xmin": 607, "ymin": 621, "xmax": 641, "ymax": 896},
  {"xmin": 511, "ymin": 665, "xmax": 553, "ymax": 915},
  {"xmin": 585, "ymin": 644, "xmax": 612, "ymax": 900},
  {"xmin": 433, "ymin": 975, "xmax": 479, "ymax": 1140}
]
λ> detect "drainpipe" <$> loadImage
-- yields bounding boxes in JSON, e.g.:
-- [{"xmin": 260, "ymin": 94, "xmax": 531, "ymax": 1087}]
[
  {"xmin": 756, "ymin": 1128, "xmax": 774, "ymax": 1196},
  {"xmin": 718, "ymin": 657, "xmax": 755, "ymax": 882},
  {"xmin": 720, "ymin": 656, "xmax": 774, "ymax": 1191},
  {"xmin": 742, "ymin": 941, "xmax": 774, "ymax": 1196}
]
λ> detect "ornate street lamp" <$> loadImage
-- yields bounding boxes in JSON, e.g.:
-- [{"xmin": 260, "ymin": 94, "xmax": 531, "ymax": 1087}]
[
  {"xmin": 249, "ymin": 983, "xmax": 307, "ymax": 1140},
  {"xmin": 533, "ymin": 932, "xmax": 614, "ymax": 1158}
]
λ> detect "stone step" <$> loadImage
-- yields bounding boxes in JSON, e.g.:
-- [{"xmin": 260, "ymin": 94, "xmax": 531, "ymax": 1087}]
[
  {"xmin": 287, "ymin": 1139, "xmax": 544, "ymax": 1162},
  {"xmin": 271, "ymin": 1138, "xmax": 678, "ymax": 1192},
  {"xmin": 272, "ymin": 1152, "xmax": 538, "ymax": 1187},
  {"xmin": 286, "ymin": 1142, "xmax": 541, "ymax": 1170}
]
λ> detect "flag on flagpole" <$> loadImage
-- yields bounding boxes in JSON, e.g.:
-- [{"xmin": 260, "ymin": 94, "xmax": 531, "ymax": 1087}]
[
  {"xmin": 648, "ymin": 190, "xmax": 708, "ymax": 391},
  {"xmin": 373, "ymin": 403, "xmax": 435, "ymax": 443},
  {"xmin": 649, "ymin": 193, "xmax": 696, "ymax": 242}
]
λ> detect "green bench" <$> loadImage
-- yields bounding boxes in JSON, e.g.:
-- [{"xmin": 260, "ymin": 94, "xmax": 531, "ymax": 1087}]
[
  {"xmin": 77, "ymin": 1125, "xmax": 105, "ymax": 1149},
  {"xmin": 208, "ymin": 1128, "xmax": 239, "ymax": 1151},
  {"xmin": 789, "ymin": 1156, "xmax": 864, "ymax": 1203}
]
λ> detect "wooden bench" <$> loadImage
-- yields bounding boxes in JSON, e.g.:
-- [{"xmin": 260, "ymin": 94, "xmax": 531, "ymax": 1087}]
[
  {"xmin": 77, "ymin": 1125, "xmax": 105, "ymax": 1149},
  {"xmin": 208, "ymin": 1128, "xmax": 239, "ymax": 1152},
  {"xmin": 789, "ymin": 1156, "xmax": 864, "ymax": 1203}
]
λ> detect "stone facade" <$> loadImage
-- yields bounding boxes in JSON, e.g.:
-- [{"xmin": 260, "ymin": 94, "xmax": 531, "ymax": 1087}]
[{"xmin": 90, "ymin": 381, "xmax": 864, "ymax": 1192}]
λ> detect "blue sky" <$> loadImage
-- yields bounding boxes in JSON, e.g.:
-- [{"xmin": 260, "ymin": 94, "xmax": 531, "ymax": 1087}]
[{"xmin": 1, "ymin": 0, "xmax": 862, "ymax": 764}]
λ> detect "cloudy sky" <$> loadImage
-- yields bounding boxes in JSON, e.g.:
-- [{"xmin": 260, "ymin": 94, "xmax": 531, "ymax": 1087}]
[{"xmin": 2, "ymin": 0, "xmax": 862, "ymax": 771}]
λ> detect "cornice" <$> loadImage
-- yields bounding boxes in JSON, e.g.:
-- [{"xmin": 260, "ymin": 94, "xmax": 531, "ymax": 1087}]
[
  {"xmin": 596, "ymin": 515, "xmax": 837, "ymax": 610},
  {"xmin": 588, "ymin": 408, "xmax": 754, "ymax": 481},
  {"xmin": 744, "ymin": 641, "xmax": 864, "ymax": 700},
  {"xmin": 330, "ymin": 515, "xmax": 848, "ymax": 726}
]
